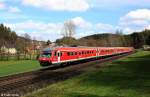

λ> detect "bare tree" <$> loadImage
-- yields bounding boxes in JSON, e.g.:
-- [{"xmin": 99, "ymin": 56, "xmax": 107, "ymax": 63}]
[
  {"xmin": 107, "ymin": 33, "xmax": 113, "ymax": 47},
  {"xmin": 61, "ymin": 20, "xmax": 76, "ymax": 38},
  {"xmin": 115, "ymin": 29, "xmax": 126, "ymax": 46},
  {"xmin": 22, "ymin": 33, "xmax": 31, "ymax": 58}
]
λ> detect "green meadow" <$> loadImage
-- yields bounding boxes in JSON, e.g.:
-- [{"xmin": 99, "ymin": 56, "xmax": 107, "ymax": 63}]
[
  {"xmin": 0, "ymin": 60, "xmax": 41, "ymax": 77},
  {"xmin": 25, "ymin": 51, "xmax": 150, "ymax": 97}
]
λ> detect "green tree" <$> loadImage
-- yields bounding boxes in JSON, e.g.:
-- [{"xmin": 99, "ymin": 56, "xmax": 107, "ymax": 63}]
[{"xmin": 46, "ymin": 40, "xmax": 51, "ymax": 45}]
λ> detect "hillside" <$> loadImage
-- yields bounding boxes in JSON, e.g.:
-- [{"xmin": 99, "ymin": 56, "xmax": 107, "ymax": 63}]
[{"xmin": 56, "ymin": 29, "xmax": 150, "ymax": 48}]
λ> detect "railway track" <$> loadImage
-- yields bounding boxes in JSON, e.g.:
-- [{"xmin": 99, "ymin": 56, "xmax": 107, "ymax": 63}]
[{"xmin": 0, "ymin": 52, "xmax": 134, "ymax": 97}]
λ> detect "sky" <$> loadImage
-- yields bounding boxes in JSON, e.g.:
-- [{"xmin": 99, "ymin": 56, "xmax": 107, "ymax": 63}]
[{"xmin": 0, "ymin": 0, "xmax": 150, "ymax": 41}]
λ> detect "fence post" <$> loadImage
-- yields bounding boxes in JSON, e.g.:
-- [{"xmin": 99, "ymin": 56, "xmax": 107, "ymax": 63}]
[
  {"xmin": 0, "ymin": 54, "xmax": 1, "ymax": 61},
  {"xmin": 17, "ymin": 52, "xmax": 20, "ymax": 60},
  {"xmin": 7, "ymin": 52, "xmax": 9, "ymax": 61},
  {"xmin": 30, "ymin": 54, "xmax": 31, "ymax": 60}
]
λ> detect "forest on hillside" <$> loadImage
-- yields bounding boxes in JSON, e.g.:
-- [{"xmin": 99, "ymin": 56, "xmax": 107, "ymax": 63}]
[
  {"xmin": 0, "ymin": 23, "xmax": 150, "ymax": 51},
  {"xmin": 0, "ymin": 24, "xmax": 45, "ymax": 54},
  {"xmin": 56, "ymin": 29, "xmax": 150, "ymax": 49}
]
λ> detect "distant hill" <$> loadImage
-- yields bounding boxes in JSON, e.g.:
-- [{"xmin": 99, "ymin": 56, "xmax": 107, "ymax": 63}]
[
  {"xmin": 56, "ymin": 30, "xmax": 150, "ymax": 48},
  {"xmin": 80, "ymin": 33, "xmax": 116, "ymax": 40},
  {"xmin": 1, "ymin": 23, "xmax": 149, "ymax": 49},
  {"xmin": 78, "ymin": 33, "xmax": 125, "ymax": 47}
]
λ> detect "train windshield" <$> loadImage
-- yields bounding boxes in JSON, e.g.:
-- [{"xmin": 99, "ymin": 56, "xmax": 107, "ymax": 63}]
[
  {"xmin": 41, "ymin": 47, "xmax": 52, "ymax": 58},
  {"xmin": 41, "ymin": 52, "xmax": 52, "ymax": 58}
]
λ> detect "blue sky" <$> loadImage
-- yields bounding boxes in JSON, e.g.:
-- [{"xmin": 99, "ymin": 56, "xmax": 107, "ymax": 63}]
[{"xmin": 0, "ymin": 0, "xmax": 150, "ymax": 41}]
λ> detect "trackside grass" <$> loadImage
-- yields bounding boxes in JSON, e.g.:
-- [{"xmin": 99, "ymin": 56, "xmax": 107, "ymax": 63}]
[
  {"xmin": 25, "ymin": 51, "xmax": 150, "ymax": 97},
  {"xmin": 0, "ymin": 60, "xmax": 41, "ymax": 77}
]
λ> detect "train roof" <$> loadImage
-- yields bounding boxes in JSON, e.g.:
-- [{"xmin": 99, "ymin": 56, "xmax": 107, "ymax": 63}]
[{"xmin": 42, "ymin": 47, "xmax": 133, "ymax": 52}]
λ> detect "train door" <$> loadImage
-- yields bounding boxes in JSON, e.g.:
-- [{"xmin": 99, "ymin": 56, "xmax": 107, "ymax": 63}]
[
  {"xmin": 98, "ymin": 48, "xmax": 101, "ymax": 56},
  {"xmin": 57, "ymin": 51, "xmax": 61, "ymax": 63},
  {"xmin": 96, "ymin": 48, "xmax": 98, "ymax": 57}
]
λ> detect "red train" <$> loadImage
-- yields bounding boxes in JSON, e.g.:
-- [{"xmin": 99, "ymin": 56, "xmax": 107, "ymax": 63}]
[{"xmin": 38, "ymin": 47, "xmax": 134, "ymax": 66}]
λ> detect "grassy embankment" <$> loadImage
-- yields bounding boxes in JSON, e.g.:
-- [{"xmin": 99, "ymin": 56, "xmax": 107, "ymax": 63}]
[
  {"xmin": 0, "ymin": 60, "xmax": 41, "ymax": 77},
  {"xmin": 25, "ymin": 51, "xmax": 150, "ymax": 97}
]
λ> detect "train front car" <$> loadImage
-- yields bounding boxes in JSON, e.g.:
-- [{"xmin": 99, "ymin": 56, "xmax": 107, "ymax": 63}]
[{"xmin": 38, "ymin": 47, "xmax": 53, "ymax": 66}]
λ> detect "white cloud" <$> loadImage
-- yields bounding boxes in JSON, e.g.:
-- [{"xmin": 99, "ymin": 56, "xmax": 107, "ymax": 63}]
[
  {"xmin": 71, "ymin": 17, "xmax": 117, "ymax": 38},
  {"xmin": 72, "ymin": 17, "xmax": 92, "ymax": 29},
  {"xmin": 96, "ymin": 23, "xmax": 115, "ymax": 32},
  {"xmin": 146, "ymin": 25, "xmax": 150, "ymax": 30},
  {"xmin": 120, "ymin": 9, "xmax": 150, "ymax": 22},
  {"xmin": 71, "ymin": 17, "xmax": 116, "ymax": 32},
  {"xmin": 0, "ymin": 1, "xmax": 21, "ymax": 13},
  {"xmin": 5, "ymin": 17, "xmax": 117, "ymax": 41},
  {"xmin": 5, "ymin": 20, "xmax": 63, "ymax": 41},
  {"xmin": 22, "ymin": 0, "xmax": 90, "ymax": 12},
  {"xmin": 8, "ymin": 6, "xmax": 21, "ymax": 13},
  {"xmin": 90, "ymin": 0, "xmax": 150, "ymax": 9},
  {"xmin": 6, "ymin": 20, "xmax": 62, "ymax": 32},
  {"xmin": 0, "ymin": 2, "xmax": 5, "ymax": 9},
  {"xmin": 119, "ymin": 9, "xmax": 150, "ymax": 34}
]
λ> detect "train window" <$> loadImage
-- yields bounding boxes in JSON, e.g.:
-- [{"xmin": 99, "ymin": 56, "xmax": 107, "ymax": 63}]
[
  {"xmin": 60, "ymin": 52, "xmax": 62, "ymax": 56},
  {"xmin": 82, "ymin": 51, "xmax": 84, "ymax": 54},
  {"xmin": 57, "ymin": 53, "xmax": 60, "ymax": 57},
  {"xmin": 53, "ymin": 52, "xmax": 57, "ymax": 56},
  {"xmin": 67, "ymin": 52, "xmax": 70, "ymax": 56},
  {"xmin": 79, "ymin": 52, "xmax": 81, "ymax": 55},
  {"xmin": 75, "ymin": 52, "xmax": 77, "ymax": 55},
  {"xmin": 71, "ymin": 52, "xmax": 74, "ymax": 55}
]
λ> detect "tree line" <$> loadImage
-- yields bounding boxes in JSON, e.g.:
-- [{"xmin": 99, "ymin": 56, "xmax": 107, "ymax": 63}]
[
  {"xmin": 1, "ymin": 22, "xmax": 150, "ymax": 53},
  {"xmin": 56, "ymin": 29, "xmax": 150, "ymax": 49},
  {"xmin": 0, "ymin": 24, "xmax": 17, "ymax": 48},
  {"xmin": 0, "ymin": 24, "xmax": 46, "ymax": 54}
]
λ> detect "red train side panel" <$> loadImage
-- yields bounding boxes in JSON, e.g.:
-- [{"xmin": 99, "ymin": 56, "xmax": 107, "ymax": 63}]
[{"xmin": 38, "ymin": 47, "xmax": 134, "ymax": 66}]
